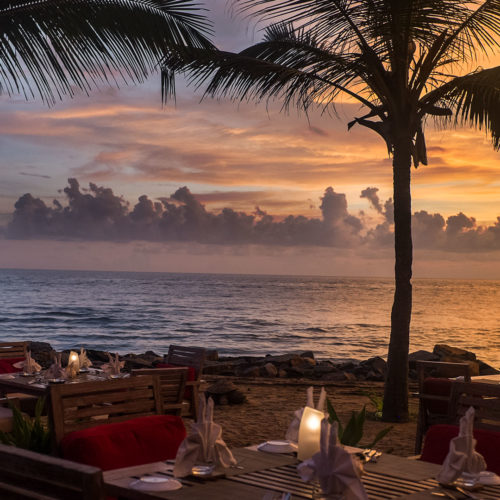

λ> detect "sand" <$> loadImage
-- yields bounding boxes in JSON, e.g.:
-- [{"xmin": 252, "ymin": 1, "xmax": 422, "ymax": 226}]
[{"xmin": 205, "ymin": 378, "xmax": 419, "ymax": 457}]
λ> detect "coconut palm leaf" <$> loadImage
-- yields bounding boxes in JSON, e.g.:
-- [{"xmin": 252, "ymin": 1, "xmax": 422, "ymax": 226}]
[
  {"xmin": 423, "ymin": 66, "xmax": 500, "ymax": 149},
  {"xmin": 0, "ymin": 0, "xmax": 214, "ymax": 103}
]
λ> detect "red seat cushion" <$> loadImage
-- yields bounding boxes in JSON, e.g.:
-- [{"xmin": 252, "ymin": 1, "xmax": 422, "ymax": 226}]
[
  {"xmin": 61, "ymin": 415, "xmax": 186, "ymax": 471},
  {"xmin": 420, "ymin": 424, "xmax": 500, "ymax": 475},
  {"xmin": 422, "ymin": 377, "xmax": 453, "ymax": 414},
  {"xmin": 0, "ymin": 357, "xmax": 25, "ymax": 374},
  {"xmin": 156, "ymin": 363, "xmax": 196, "ymax": 399}
]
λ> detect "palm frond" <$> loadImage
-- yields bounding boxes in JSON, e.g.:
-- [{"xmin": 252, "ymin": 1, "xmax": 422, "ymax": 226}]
[
  {"xmin": 162, "ymin": 23, "xmax": 377, "ymax": 114},
  {"xmin": 0, "ymin": 0, "xmax": 214, "ymax": 103},
  {"xmin": 422, "ymin": 65, "xmax": 500, "ymax": 149}
]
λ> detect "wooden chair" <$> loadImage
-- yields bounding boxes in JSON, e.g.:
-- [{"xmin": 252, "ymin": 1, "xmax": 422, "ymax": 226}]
[
  {"xmin": 0, "ymin": 443, "xmax": 104, "ymax": 499},
  {"xmin": 0, "ymin": 341, "xmax": 27, "ymax": 359},
  {"xmin": 131, "ymin": 367, "xmax": 188, "ymax": 416},
  {"xmin": 164, "ymin": 345, "xmax": 206, "ymax": 418},
  {"xmin": 415, "ymin": 360, "xmax": 472, "ymax": 453},
  {"xmin": 50, "ymin": 375, "xmax": 163, "ymax": 446},
  {"xmin": 449, "ymin": 381, "xmax": 500, "ymax": 431}
]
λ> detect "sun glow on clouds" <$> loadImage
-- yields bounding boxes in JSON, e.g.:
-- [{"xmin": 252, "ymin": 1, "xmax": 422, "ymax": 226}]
[{"xmin": 1, "ymin": 85, "xmax": 499, "ymax": 226}]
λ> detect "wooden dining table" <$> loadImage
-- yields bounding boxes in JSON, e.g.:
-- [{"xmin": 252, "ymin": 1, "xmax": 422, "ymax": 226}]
[
  {"xmin": 103, "ymin": 447, "xmax": 500, "ymax": 499},
  {"xmin": 0, "ymin": 369, "xmax": 117, "ymax": 398}
]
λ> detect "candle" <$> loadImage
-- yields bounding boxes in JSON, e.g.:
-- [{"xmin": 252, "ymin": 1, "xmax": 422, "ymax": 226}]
[
  {"xmin": 297, "ymin": 406, "xmax": 324, "ymax": 461},
  {"xmin": 68, "ymin": 351, "xmax": 80, "ymax": 375}
]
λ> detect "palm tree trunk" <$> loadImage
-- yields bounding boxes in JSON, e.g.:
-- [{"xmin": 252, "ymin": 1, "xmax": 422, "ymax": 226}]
[{"xmin": 382, "ymin": 131, "xmax": 413, "ymax": 422}]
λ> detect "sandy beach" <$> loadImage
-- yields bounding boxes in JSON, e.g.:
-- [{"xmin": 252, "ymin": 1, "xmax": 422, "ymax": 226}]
[{"xmin": 207, "ymin": 378, "xmax": 419, "ymax": 457}]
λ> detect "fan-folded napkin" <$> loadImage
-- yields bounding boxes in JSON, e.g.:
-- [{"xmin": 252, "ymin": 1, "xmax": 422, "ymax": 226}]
[
  {"xmin": 79, "ymin": 347, "xmax": 92, "ymax": 369},
  {"xmin": 101, "ymin": 353, "xmax": 124, "ymax": 376},
  {"xmin": 437, "ymin": 406, "xmax": 486, "ymax": 485},
  {"xmin": 44, "ymin": 352, "xmax": 66, "ymax": 379},
  {"xmin": 174, "ymin": 396, "xmax": 236, "ymax": 477},
  {"xmin": 286, "ymin": 386, "xmax": 327, "ymax": 443},
  {"xmin": 298, "ymin": 419, "xmax": 368, "ymax": 500},
  {"xmin": 13, "ymin": 351, "xmax": 41, "ymax": 374}
]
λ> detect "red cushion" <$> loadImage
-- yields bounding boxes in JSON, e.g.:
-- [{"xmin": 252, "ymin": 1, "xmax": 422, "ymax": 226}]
[
  {"xmin": 421, "ymin": 424, "xmax": 500, "ymax": 475},
  {"xmin": 61, "ymin": 415, "xmax": 186, "ymax": 471},
  {"xmin": 422, "ymin": 377, "xmax": 453, "ymax": 414},
  {"xmin": 0, "ymin": 357, "xmax": 25, "ymax": 374},
  {"xmin": 156, "ymin": 363, "xmax": 196, "ymax": 399}
]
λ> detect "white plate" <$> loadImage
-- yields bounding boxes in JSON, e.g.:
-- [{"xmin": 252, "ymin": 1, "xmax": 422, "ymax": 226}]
[
  {"xmin": 48, "ymin": 378, "xmax": 66, "ymax": 384},
  {"xmin": 258, "ymin": 440, "xmax": 298, "ymax": 454},
  {"xmin": 130, "ymin": 476, "xmax": 182, "ymax": 492},
  {"xmin": 478, "ymin": 471, "xmax": 500, "ymax": 485}
]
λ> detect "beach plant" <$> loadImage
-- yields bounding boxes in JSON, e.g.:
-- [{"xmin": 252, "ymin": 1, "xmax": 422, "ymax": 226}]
[
  {"xmin": 326, "ymin": 399, "xmax": 392, "ymax": 448},
  {"xmin": 160, "ymin": 0, "xmax": 500, "ymax": 422},
  {"xmin": 1, "ymin": 0, "xmax": 214, "ymax": 104},
  {"xmin": 0, "ymin": 398, "xmax": 51, "ymax": 454},
  {"xmin": 363, "ymin": 392, "xmax": 384, "ymax": 420}
]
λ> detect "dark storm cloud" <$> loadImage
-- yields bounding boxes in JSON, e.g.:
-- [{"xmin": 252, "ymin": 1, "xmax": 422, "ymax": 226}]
[
  {"xmin": 4, "ymin": 179, "xmax": 500, "ymax": 252},
  {"xmin": 360, "ymin": 187, "xmax": 383, "ymax": 213},
  {"xmin": 5, "ymin": 179, "xmax": 363, "ymax": 247}
]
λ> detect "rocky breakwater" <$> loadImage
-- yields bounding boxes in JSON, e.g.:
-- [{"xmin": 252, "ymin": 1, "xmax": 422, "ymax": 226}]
[
  {"xmin": 27, "ymin": 342, "xmax": 499, "ymax": 383},
  {"xmin": 203, "ymin": 344, "xmax": 500, "ymax": 382}
]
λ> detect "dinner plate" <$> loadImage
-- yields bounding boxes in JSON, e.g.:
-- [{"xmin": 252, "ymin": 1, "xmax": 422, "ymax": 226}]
[
  {"xmin": 478, "ymin": 471, "xmax": 500, "ymax": 485},
  {"xmin": 257, "ymin": 440, "xmax": 298, "ymax": 454},
  {"xmin": 48, "ymin": 378, "xmax": 66, "ymax": 384},
  {"xmin": 129, "ymin": 476, "xmax": 182, "ymax": 492}
]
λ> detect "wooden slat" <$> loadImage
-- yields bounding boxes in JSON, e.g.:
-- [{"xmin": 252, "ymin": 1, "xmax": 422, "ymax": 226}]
[
  {"xmin": 132, "ymin": 367, "xmax": 187, "ymax": 416},
  {"xmin": 0, "ymin": 342, "xmax": 27, "ymax": 359},
  {"xmin": 62, "ymin": 386, "xmax": 156, "ymax": 408},
  {"xmin": 0, "ymin": 443, "xmax": 104, "ymax": 499},
  {"xmin": 449, "ymin": 381, "xmax": 500, "ymax": 431}
]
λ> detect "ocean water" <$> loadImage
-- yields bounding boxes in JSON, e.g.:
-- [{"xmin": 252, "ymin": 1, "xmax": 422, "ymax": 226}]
[{"xmin": 0, "ymin": 269, "xmax": 499, "ymax": 368}]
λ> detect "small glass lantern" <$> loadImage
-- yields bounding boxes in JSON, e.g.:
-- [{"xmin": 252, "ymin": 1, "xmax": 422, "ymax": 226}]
[{"xmin": 297, "ymin": 406, "xmax": 324, "ymax": 461}]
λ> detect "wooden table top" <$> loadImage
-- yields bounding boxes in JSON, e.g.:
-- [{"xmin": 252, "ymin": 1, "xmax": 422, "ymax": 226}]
[
  {"xmin": 102, "ymin": 447, "xmax": 500, "ymax": 499},
  {"xmin": 0, "ymin": 369, "xmax": 115, "ymax": 396}
]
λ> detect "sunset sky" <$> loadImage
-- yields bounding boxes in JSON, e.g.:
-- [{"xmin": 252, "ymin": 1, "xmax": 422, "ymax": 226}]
[{"xmin": 1, "ymin": 2, "xmax": 499, "ymax": 278}]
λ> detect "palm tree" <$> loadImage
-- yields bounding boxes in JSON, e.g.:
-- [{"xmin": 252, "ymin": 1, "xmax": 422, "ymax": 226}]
[
  {"xmin": 161, "ymin": 0, "xmax": 500, "ymax": 421},
  {"xmin": 1, "ymin": 0, "xmax": 213, "ymax": 104}
]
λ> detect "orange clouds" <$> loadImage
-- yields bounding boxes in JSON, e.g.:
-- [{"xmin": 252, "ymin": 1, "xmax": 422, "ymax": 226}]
[{"xmin": 1, "ymin": 80, "xmax": 499, "ymax": 224}]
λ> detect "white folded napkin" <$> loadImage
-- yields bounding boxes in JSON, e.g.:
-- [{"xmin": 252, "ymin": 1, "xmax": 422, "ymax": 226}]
[
  {"xmin": 79, "ymin": 347, "xmax": 93, "ymax": 369},
  {"xmin": 437, "ymin": 406, "xmax": 487, "ymax": 485},
  {"xmin": 174, "ymin": 396, "xmax": 236, "ymax": 477},
  {"xmin": 286, "ymin": 386, "xmax": 327, "ymax": 443},
  {"xmin": 13, "ymin": 351, "xmax": 41, "ymax": 374},
  {"xmin": 298, "ymin": 419, "xmax": 368, "ymax": 500},
  {"xmin": 44, "ymin": 352, "xmax": 67, "ymax": 380},
  {"xmin": 101, "ymin": 353, "xmax": 124, "ymax": 376}
]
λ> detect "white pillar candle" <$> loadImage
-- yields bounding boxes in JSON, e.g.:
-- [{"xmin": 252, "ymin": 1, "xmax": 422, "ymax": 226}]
[
  {"xmin": 298, "ymin": 406, "xmax": 324, "ymax": 461},
  {"xmin": 69, "ymin": 352, "xmax": 80, "ymax": 373}
]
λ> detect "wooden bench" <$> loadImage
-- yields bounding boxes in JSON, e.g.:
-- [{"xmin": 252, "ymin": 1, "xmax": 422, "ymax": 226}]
[
  {"xmin": 0, "ymin": 443, "xmax": 104, "ymax": 499},
  {"xmin": 50, "ymin": 375, "xmax": 163, "ymax": 446},
  {"xmin": 132, "ymin": 367, "xmax": 188, "ymax": 416}
]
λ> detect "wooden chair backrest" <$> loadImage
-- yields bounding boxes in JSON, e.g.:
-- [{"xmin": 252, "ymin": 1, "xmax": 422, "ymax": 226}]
[
  {"xmin": 449, "ymin": 381, "xmax": 500, "ymax": 432},
  {"xmin": 166, "ymin": 345, "xmax": 206, "ymax": 380},
  {"xmin": 50, "ymin": 375, "xmax": 163, "ymax": 445},
  {"xmin": 417, "ymin": 360, "xmax": 472, "ymax": 391},
  {"xmin": 0, "ymin": 341, "xmax": 27, "ymax": 359},
  {"xmin": 0, "ymin": 443, "xmax": 104, "ymax": 499},
  {"xmin": 131, "ymin": 367, "xmax": 188, "ymax": 416}
]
